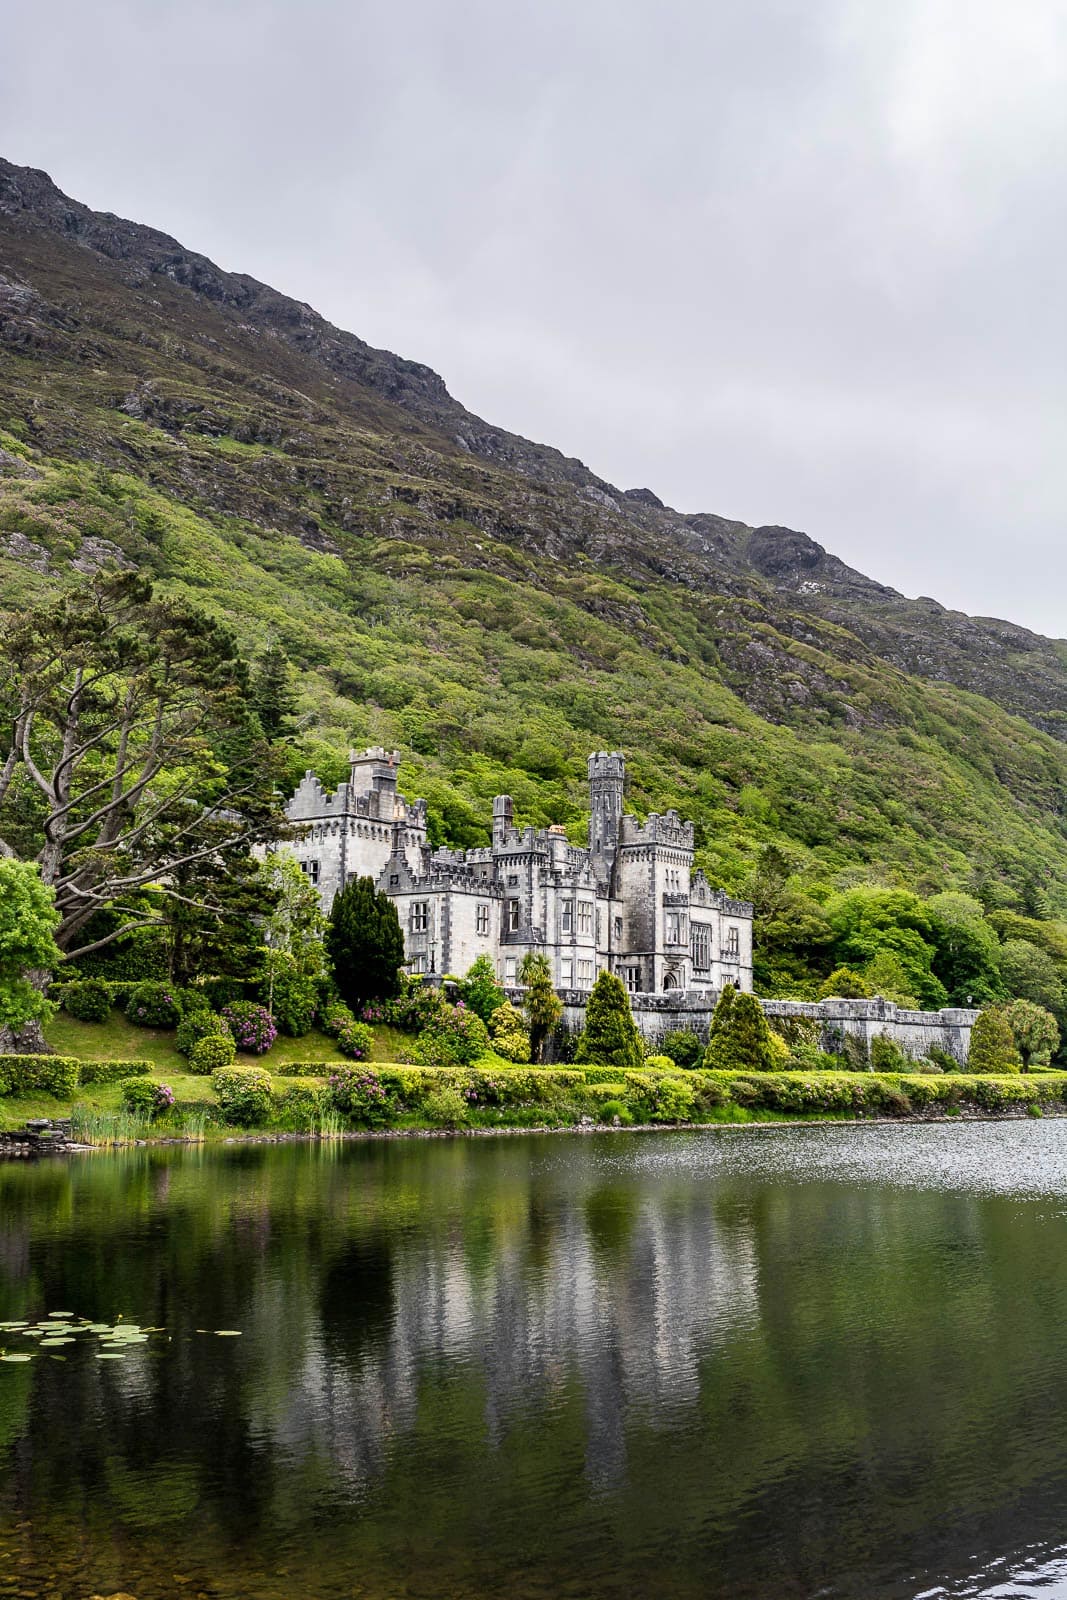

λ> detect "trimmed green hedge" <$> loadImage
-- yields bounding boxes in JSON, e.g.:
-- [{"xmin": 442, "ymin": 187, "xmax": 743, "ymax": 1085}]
[
  {"xmin": 77, "ymin": 1059, "xmax": 153, "ymax": 1086},
  {"xmin": 0, "ymin": 1055, "xmax": 81, "ymax": 1098}
]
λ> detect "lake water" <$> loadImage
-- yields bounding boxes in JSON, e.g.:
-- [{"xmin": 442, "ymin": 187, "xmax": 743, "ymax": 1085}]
[{"xmin": 5, "ymin": 1124, "xmax": 1067, "ymax": 1599}]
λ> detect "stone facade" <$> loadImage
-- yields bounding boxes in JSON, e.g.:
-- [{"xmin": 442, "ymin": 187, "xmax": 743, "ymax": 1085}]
[{"xmin": 283, "ymin": 749, "xmax": 754, "ymax": 996}]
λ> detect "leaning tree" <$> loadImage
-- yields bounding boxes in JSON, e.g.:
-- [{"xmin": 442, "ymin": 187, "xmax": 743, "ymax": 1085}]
[{"xmin": 0, "ymin": 570, "xmax": 289, "ymax": 1048}]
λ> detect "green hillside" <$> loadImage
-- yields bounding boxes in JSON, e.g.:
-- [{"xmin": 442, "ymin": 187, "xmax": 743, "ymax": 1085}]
[{"xmin": 1, "ymin": 154, "xmax": 1066, "ymax": 980}]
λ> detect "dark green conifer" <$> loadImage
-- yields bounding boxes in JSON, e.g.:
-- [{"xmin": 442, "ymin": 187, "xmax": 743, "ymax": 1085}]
[
  {"xmin": 573, "ymin": 969, "xmax": 644, "ymax": 1071},
  {"xmin": 518, "ymin": 951, "xmax": 563, "ymax": 1062},
  {"xmin": 703, "ymin": 985, "xmax": 778, "ymax": 1071},
  {"xmin": 325, "ymin": 875, "xmax": 404, "ymax": 1008},
  {"xmin": 967, "ymin": 1005, "xmax": 1022, "ymax": 1073},
  {"xmin": 253, "ymin": 644, "xmax": 298, "ymax": 742}
]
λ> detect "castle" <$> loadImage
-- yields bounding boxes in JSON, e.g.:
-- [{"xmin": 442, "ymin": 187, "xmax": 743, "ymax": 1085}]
[{"xmin": 284, "ymin": 749, "xmax": 754, "ymax": 996}]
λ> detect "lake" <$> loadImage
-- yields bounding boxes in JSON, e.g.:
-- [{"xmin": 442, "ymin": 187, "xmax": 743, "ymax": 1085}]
[{"xmin": 4, "ymin": 1123, "xmax": 1067, "ymax": 1599}]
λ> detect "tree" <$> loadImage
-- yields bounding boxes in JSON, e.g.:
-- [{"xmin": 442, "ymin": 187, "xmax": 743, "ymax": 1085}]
[
  {"xmin": 262, "ymin": 852, "xmax": 325, "ymax": 978},
  {"xmin": 252, "ymin": 644, "xmax": 298, "ymax": 743},
  {"xmin": 0, "ymin": 860, "xmax": 61, "ymax": 1047},
  {"xmin": 826, "ymin": 888, "xmax": 948, "ymax": 1009},
  {"xmin": 573, "ymin": 969, "xmax": 643, "ymax": 1071},
  {"xmin": 744, "ymin": 845, "xmax": 833, "ymax": 996},
  {"xmin": 861, "ymin": 951, "xmax": 920, "ymax": 1008},
  {"xmin": 1001, "ymin": 999, "xmax": 1060, "ymax": 1070},
  {"xmin": 967, "ymin": 1006, "xmax": 1021, "ymax": 1073},
  {"xmin": 518, "ymin": 951, "xmax": 563, "ymax": 1063},
  {"xmin": 0, "ymin": 572, "xmax": 288, "ymax": 1039},
  {"xmin": 325, "ymin": 875, "xmax": 404, "ymax": 1009},
  {"xmin": 818, "ymin": 967, "xmax": 872, "ymax": 999},
  {"xmin": 703, "ymin": 985, "xmax": 779, "ymax": 1072},
  {"xmin": 487, "ymin": 1000, "xmax": 530, "ymax": 1063},
  {"xmin": 927, "ymin": 892, "xmax": 1004, "ymax": 1005},
  {"xmin": 997, "ymin": 939, "xmax": 1066, "ymax": 1019},
  {"xmin": 459, "ymin": 954, "xmax": 506, "ymax": 1024}
]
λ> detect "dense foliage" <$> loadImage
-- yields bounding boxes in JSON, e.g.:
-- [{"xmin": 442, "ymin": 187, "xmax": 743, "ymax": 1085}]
[
  {"xmin": 326, "ymin": 876, "xmax": 404, "ymax": 1010},
  {"xmin": 573, "ymin": 971, "xmax": 644, "ymax": 1071}
]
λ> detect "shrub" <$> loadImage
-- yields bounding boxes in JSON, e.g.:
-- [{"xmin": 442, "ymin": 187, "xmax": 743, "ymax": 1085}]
[
  {"xmin": 199, "ymin": 976, "xmax": 248, "ymax": 1011},
  {"xmin": 221, "ymin": 1001, "xmax": 277, "ymax": 1056},
  {"xmin": 487, "ymin": 1000, "xmax": 530, "ymax": 1063},
  {"xmin": 623, "ymin": 1070, "xmax": 697, "ymax": 1123},
  {"xmin": 410, "ymin": 1003, "xmax": 491, "ymax": 1067},
  {"xmin": 643, "ymin": 1054, "xmax": 676, "ymax": 1072},
  {"xmin": 175, "ymin": 987, "xmax": 214, "ymax": 1017},
  {"xmin": 277, "ymin": 1082, "xmax": 329, "ymax": 1128},
  {"xmin": 211, "ymin": 1066, "xmax": 274, "ymax": 1126},
  {"xmin": 703, "ymin": 987, "xmax": 779, "ymax": 1072},
  {"xmin": 423, "ymin": 1086, "xmax": 469, "ymax": 1128},
  {"xmin": 176, "ymin": 1011, "xmax": 230, "ymax": 1058},
  {"xmin": 268, "ymin": 971, "xmax": 317, "ymax": 1037},
  {"xmin": 459, "ymin": 954, "xmax": 506, "ymax": 1023},
  {"xmin": 0, "ymin": 1055, "xmax": 80, "ymax": 1099},
  {"xmin": 190, "ymin": 1032, "xmax": 237, "ymax": 1073},
  {"xmin": 927, "ymin": 1045, "xmax": 959, "ymax": 1073},
  {"xmin": 968, "ymin": 1007, "xmax": 1022, "ymax": 1073},
  {"xmin": 120, "ymin": 1078, "xmax": 175, "ymax": 1118},
  {"xmin": 573, "ymin": 971, "xmax": 643, "ymax": 1070},
  {"xmin": 326, "ymin": 875, "xmax": 404, "ymax": 1008},
  {"xmin": 335, "ymin": 1017, "xmax": 373, "ymax": 1060},
  {"xmin": 326, "ymin": 1066, "xmax": 391, "ymax": 1125},
  {"xmin": 78, "ymin": 1058, "xmax": 152, "ymax": 1085},
  {"xmin": 661, "ymin": 1029, "xmax": 703, "ymax": 1070},
  {"xmin": 870, "ymin": 1035, "xmax": 909, "ymax": 1073},
  {"xmin": 818, "ymin": 968, "xmax": 872, "ymax": 999},
  {"xmin": 125, "ymin": 982, "xmax": 183, "ymax": 1029},
  {"xmin": 1002, "ymin": 999, "xmax": 1061, "ymax": 1070},
  {"xmin": 62, "ymin": 978, "xmax": 112, "ymax": 1022},
  {"xmin": 596, "ymin": 1098, "xmax": 632, "ymax": 1124}
]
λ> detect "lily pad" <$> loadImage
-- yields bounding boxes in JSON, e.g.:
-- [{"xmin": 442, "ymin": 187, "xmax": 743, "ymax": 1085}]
[
  {"xmin": 0, "ymin": 1322, "xmax": 29, "ymax": 1331},
  {"xmin": 40, "ymin": 1338, "xmax": 74, "ymax": 1347},
  {"xmin": 0, "ymin": 1353, "xmax": 32, "ymax": 1363},
  {"xmin": 48, "ymin": 1311, "xmax": 74, "ymax": 1318},
  {"xmin": 214, "ymin": 1330, "xmax": 243, "ymax": 1337},
  {"xmin": 96, "ymin": 1352, "xmax": 126, "ymax": 1361}
]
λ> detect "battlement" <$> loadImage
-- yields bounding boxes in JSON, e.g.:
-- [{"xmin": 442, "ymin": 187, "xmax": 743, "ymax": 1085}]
[{"xmin": 618, "ymin": 810, "xmax": 694, "ymax": 850}]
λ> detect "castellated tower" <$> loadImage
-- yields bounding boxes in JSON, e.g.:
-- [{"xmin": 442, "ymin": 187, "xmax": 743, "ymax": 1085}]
[{"xmin": 588, "ymin": 751, "xmax": 626, "ymax": 858}]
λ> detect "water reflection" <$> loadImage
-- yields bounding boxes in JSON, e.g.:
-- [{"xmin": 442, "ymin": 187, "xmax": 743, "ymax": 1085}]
[{"xmin": 2, "ymin": 1127, "xmax": 1067, "ymax": 1598}]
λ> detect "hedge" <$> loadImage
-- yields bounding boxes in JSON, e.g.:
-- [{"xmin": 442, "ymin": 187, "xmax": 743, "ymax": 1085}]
[
  {"xmin": 0, "ymin": 1055, "xmax": 81, "ymax": 1099},
  {"xmin": 77, "ymin": 1059, "xmax": 153, "ymax": 1086}
]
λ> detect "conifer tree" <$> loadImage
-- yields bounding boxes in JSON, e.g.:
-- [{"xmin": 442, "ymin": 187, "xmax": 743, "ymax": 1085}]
[
  {"xmin": 252, "ymin": 644, "xmax": 298, "ymax": 742},
  {"xmin": 573, "ymin": 969, "xmax": 644, "ymax": 1071},
  {"xmin": 703, "ymin": 985, "xmax": 779, "ymax": 1072},
  {"xmin": 518, "ymin": 951, "xmax": 563, "ymax": 1063},
  {"xmin": 325, "ymin": 875, "xmax": 404, "ymax": 1009},
  {"xmin": 967, "ymin": 1005, "xmax": 1022, "ymax": 1073}
]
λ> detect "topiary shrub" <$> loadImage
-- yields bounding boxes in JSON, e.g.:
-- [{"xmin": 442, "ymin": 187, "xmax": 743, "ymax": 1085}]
[
  {"xmin": 190, "ymin": 1031, "xmax": 237, "ymax": 1074},
  {"xmin": 78, "ymin": 1059, "xmax": 152, "ymax": 1085},
  {"xmin": 703, "ymin": 987, "xmax": 779, "ymax": 1072},
  {"xmin": 211, "ymin": 1066, "xmax": 274, "ymax": 1126},
  {"xmin": 410, "ymin": 1003, "xmax": 491, "ymax": 1067},
  {"xmin": 176, "ymin": 1011, "xmax": 230, "ymax": 1059},
  {"xmin": 661, "ymin": 1029, "xmax": 703, "ymax": 1070},
  {"xmin": 62, "ymin": 978, "xmax": 113, "ymax": 1022},
  {"xmin": 125, "ymin": 982, "xmax": 183, "ymax": 1029},
  {"xmin": 121, "ymin": 1078, "xmax": 175, "ymax": 1118},
  {"xmin": 221, "ymin": 1001, "xmax": 277, "ymax": 1056},
  {"xmin": 487, "ymin": 1000, "xmax": 530, "ymax": 1063},
  {"xmin": 573, "ymin": 971, "xmax": 643, "ymax": 1070}
]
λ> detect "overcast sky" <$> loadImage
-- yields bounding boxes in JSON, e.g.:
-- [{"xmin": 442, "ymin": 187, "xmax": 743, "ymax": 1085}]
[{"xmin": 2, "ymin": 0, "xmax": 1065, "ymax": 635}]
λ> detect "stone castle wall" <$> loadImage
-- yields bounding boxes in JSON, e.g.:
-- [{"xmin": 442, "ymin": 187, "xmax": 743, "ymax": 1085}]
[{"xmin": 539, "ymin": 990, "xmax": 978, "ymax": 1066}]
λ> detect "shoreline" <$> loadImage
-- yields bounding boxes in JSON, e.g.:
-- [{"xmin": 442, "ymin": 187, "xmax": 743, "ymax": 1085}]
[{"xmin": 2, "ymin": 1104, "xmax": 1063, "ymax": 1157}]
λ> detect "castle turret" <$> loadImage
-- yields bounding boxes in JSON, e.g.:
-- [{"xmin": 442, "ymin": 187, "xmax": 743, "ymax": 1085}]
[
  {"xmin": 492, "ymin": 794, "xmax": 514, "ymax": 847},
  {"xmin": 588, "ymin": 752, "xmax": 625, "ymax": 859}
]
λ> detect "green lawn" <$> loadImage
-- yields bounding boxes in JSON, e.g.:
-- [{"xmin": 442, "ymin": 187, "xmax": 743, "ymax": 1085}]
[{"xmin": 43, "ymin": 1012, "xmax": 369, "ymax": 1071}]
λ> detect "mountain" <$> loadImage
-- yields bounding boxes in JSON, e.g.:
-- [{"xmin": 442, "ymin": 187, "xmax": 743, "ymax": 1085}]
[{"xmin": 1, "ymin": 154, "xmax": 1066, "ymax": 926}]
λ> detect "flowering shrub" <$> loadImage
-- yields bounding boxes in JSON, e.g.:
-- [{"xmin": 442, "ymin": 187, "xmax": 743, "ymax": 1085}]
[
  {"xmin": 211, "ymin": 1065, "xmax": 274, "ymax": 1126},
  {"xmin": 384, "ymin": 979, "xmax": 450, "ymax": 1034},
  {"xmin": 319, "ymin": 1000, "xmax": 373, "ymax": 1059},
  {"xmin": 268, "ymin": 971, "xmax": 317, "ymax": 1037},
  {"xmin": 221, "ymin": 1001, "xmax": 277, "ymax": 1055},
  {"xmin": 327, "ymin": 1067, "xmax": 391, "ymax": 1125},
  {"xmin": 190, "ymin": 1031, "xmax": 237, "ymax": 1073},
  {"xmin": 487, "ymin": 1001, "xmax": 530, "ymax": 1063},
  {"xmin": 358, "ymin": 1003, "xmax": 386, "ymax": 1024},
  {"xmin": 176, "ymin": 1011, "xmax": 231, "ymax": 1059},
  {"xmin": 410, "ymin": 1002, "xmax": 491, "ymax": 1067},
  {"xmin": 120, "ymin": 1078, "xmax": 175, "ymax": 1117},
  {"xmin": 62, "ymin": 978, "xmax": 113, "ymax": 1022},
  {"xmin": 125, "ymin": 982, "xmax": 183, "ymax": 1029}
]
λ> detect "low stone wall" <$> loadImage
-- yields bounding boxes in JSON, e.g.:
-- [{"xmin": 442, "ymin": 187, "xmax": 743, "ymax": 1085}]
[{"xmin": 540, "ymin": 989, "xmax": 978, "ymax": 1065}]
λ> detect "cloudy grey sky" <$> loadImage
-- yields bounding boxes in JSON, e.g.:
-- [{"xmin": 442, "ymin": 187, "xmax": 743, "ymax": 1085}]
[{"xmin": 2, "ymin": 0, "xmax": 1065, "ymax": 635}]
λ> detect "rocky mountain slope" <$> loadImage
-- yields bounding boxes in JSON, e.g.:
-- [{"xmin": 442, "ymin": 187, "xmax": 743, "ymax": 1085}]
[{"xmin": 1, "ymin": 155, "xmax": 1065, "ymax": 913}]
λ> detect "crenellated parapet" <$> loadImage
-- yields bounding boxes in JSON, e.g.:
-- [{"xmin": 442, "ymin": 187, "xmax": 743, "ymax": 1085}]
[{"xmin": 617, "ymin": 810, "xmax": 695, "ymax": 850}]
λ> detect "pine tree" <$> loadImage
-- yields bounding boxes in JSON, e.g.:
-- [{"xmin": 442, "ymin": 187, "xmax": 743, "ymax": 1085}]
[
  {"xmin": 967, "ymin": 1005, "xmax": 1022, "ymax": 1073},
  {"xmin": 253, "ymin": 644, "xmax": 298, "ymax": 742},
  {"xmin": 326, "ymin": 876, "xmax": 404, "ymax": 1008},
  {"xmin": 573, "ymin": 969, "xmax": 644, "ymax": 1071},
  {"xmin": 703, "ymin": 986, "xmax": 779, "ymax": 1072},
  {"xmin": 518, "ymin": 951, "xmax": 564, "ymax": 1063}
]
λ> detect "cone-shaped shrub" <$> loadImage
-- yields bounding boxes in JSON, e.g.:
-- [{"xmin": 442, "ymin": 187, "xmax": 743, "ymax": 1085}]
[
  {"xmin": 703, "ymin": 986, "xmax": 779, "ymax": 1072},
  {"xmin": 967, "ymin": 1006, "xmax": 1022, "ymax": 1073},
  {"xmin": 574, "ymin": 970, "xmax": 644, "ymax": 1071}
]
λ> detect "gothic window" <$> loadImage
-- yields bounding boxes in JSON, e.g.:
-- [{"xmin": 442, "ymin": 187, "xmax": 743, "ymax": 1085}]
[
  {"xmin": 560, "ymin": 957, "xmax": 573, "ymax": 987},
  {"xmin": 561, "ymin": 901, "xmax": 573, "ymax": 934},
  {"xmin": 666, "ymin": 912, "xmax": 686, "ymax": 945},
  {"xmin": 691, "ymin": 925, "xmax": 711, "ymax": 970},
  {"xmin": 578, "ymin": 960, "xmax": 594, "ymax": 986},
  {"xmin": 724, "ymin": 925, "xmax": 740, "ymax": 960},
  {"xmin": 507, "ymin": 899, "xmax": 520, "ymax": 932},
  {"xmin": 476, "ymin": 903, "xmax": 490, "ymax": 936},
  {"xmin": 577, "ymin": 900, "xmax": 593, "ymax": 935},
  {"xmin": 410, "ymin": 902, "xmax": 429, "ymax": 933}
]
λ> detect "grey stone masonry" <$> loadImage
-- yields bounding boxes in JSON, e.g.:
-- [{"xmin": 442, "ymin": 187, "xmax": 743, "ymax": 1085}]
[{"xmin": 279, "ymin": 748, "xmax": 755, "ymax": 996}]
